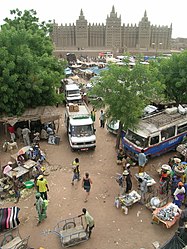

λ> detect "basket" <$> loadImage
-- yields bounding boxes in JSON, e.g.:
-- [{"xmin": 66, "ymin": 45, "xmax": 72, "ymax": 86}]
[
  {"xmin": 174, "ymin": 166, "xmax": 185, "ymax": 176},
  {"xmin": 24, "ymin": 181, "xmax": 34, "ymax": 189}
]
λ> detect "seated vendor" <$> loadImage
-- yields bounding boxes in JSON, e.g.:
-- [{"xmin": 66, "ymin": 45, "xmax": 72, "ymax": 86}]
[
  {"xmin": 33, "ymin": 145, "xmax": 41, "ymax": 161},
  {"xmin": 17, "ymin": 154, "xmax": 25, "ymax": 166},
  {"xmin": 41, "ymin": 128, "xmax": 48, "ymax": 140},
  {"xmin": 117, "ymin": 147, "xmax": 125, "ymax": 164},
  {"xmin": 25, "ymin": 148, "xmax": 34, "ymax": 160},
  {"xmin": 47, "ymin": 125, "xmax": 54, "ymax": 135}
]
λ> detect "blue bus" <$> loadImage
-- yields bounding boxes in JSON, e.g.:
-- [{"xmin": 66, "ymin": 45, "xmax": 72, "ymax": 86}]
[{"xmin": 122, "ymin": 110, "xmax": 187, "ymax": 160}]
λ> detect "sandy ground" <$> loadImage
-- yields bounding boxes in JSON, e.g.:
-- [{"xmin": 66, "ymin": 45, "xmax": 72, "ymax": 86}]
[{"xmin": 0, "ymin": 105, "xmax": 178, "ymax": 249}]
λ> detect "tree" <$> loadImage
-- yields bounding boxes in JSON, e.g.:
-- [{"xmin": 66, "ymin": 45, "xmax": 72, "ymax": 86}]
[
  {"xmin": 0, "ymin": 9, "xmax": 66, "ymax": 116},
  {"xmin": 89, "ymin": 63, "xmax": 164, "ymax": 148},
  {"xmin": 159, "ymin": 50, "xmax": 187, "ymax": 105}
]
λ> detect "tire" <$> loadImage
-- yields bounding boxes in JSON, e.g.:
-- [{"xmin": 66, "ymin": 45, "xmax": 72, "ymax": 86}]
[{"xmin": 63, "ymin": 221, "xmax": 76, "ymax": 230}]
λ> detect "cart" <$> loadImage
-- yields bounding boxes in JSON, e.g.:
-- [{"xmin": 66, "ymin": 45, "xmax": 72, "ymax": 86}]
[
  {"xmin": 43, "ymin": 216, "xmax": 88, "ymax": 247},
  {"xmin": 0, "ymin": 228, "xmax": 30, "ymax": 249}
]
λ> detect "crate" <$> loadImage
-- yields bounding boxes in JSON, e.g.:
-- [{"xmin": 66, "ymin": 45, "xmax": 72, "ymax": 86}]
[{"xmin": 73, "ymin": 104, "xmax": 79, "ymax": 112}]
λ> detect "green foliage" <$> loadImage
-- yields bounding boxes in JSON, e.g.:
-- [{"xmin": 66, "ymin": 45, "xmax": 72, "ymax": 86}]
[
  {"xmin": 159, "ymin": 50, "xmax": 187, "ymax": 104},
  {"xmin": 90, "ymin": 63, "xmax": 164, "ymax": 131},
  {"xmin": 0, "ymin": 9, "xmax": 67, "ymax": 116}
]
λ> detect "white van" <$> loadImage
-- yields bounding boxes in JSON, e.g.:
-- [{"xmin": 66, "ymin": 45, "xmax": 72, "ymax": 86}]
[
  {"xmin": 65, "ymin": 104, "xmax": 96, "ymax": 151},
  {"xmin": 65, "ymin": 84, "xmax": 82, "ymax": 104}
]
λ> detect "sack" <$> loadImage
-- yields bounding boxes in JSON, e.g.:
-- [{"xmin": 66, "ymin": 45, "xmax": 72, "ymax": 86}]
[
  {"xmin": 116, "ymin": 176, "xmax": 123, "ymax": 186},
  {"xmin": 114, "ymin": 198, "xmax": 120, "ymax": 208}
]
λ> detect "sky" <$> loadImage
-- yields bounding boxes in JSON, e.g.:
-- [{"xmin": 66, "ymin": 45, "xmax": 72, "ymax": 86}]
[{"xmin": 0, "ymin": 0, "xmax": 186, "ymax": 38}]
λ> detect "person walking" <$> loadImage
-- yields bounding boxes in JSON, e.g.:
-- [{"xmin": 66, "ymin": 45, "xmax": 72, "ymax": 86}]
[
  {"xmin": 79, "ymin": 208, "xmax": 95, "ymax": 238},
  {"xmin": 123, "ymin": 170, "xmax": 132, "ymax": 194},
  {"xmin": 71, "ymin": 158, "xmax": 81, "ymax": 185},
  {"xmin": 34, "ymin": 192, "xmax": 48, "ymax": 225},
  {"xmin": 22, "ymin": 126, "xmax": 31, "ymax": 146},
  {"xmin": 36, "ymin": 175, "xmax": 49, "ymax": 200},
  {"xmin": 138, "ymin": 149, "xmax": 147, "ymax": 173},
  {"xmin": 99, "ymin": 110, "xmax": 105, "ymax": 128},
  {"xmin": 12, "ymin": 172, "xmax": 23, "ymax": 203},
  {"xmin": 82, "ymin": 172, "xmax": 93, "ymax": 202},
  {"xmin": 138, "ymin": 177, "xmax": 148, "ymax": 203}
]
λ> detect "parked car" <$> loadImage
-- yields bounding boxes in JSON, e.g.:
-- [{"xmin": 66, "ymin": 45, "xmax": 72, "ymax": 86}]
[{"xmin": 106, "ymin": 120, "xmax": 119, "ymax": 135}]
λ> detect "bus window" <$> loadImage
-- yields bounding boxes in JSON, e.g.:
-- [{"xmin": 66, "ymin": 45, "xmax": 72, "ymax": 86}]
[
  {"xmin": 150, "ymin": 135, "xmax": 159, "ymax": 145},
  {"xmin": 177, "ymin": 123, "xmax": 187, "ymax": 134},
  {"xmin": 161, "ymin": 126, "xmax": 175, "ymax": 140},
  {"xmin": 125, "ymin": 130, "xmax": 148, "ymax": 147}
]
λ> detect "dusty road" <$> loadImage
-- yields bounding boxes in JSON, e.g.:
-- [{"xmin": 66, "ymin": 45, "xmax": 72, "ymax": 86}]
[{"xmin": 0, "ymin": 105, "xmax": 177, "ymax": 249}]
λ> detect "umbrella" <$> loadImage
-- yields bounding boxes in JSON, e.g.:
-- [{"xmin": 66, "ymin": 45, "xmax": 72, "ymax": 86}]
[{"xmin": 18, "ymin": 146, "xmax": 31, "ymax": 155}]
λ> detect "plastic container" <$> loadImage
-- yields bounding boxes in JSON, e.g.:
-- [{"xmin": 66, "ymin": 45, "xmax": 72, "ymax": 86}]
[
  {"xmin": 24, "ymin": 181, "xmax": 34, "ymax": 189},
  {"xmin": 55, "ymin": 136, "xmax": 60, "ymax": 145}
]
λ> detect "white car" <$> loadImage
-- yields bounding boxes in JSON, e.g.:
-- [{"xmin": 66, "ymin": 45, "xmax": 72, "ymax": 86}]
[{"xmin": 106, "ymin": 120, "xmax": 119, "ymax": 135}]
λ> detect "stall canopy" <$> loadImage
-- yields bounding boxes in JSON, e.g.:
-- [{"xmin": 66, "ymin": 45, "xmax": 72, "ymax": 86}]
[
  {"xmin": 160, "ymin": 234, "xmax": 185, "ymax": 249},
  {"xmin": 0, "ymin": 106, "xmax": 61, "ymax": 126}
]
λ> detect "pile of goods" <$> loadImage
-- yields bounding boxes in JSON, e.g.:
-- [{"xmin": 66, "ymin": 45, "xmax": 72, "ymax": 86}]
[
  {"xmin": 156, "ymin": 204, "xmax": 179, "ymax": 221},
  {"xmin": 174, "ymin": 160, "xmax": 186, "ymax": 176},
  {"xmin": 119, "ymin": 190, "xmax": 141, "ymax": 206},
  {"xmin": 177, "ymin": 143, "xmax": 187, "ymax": 156}
]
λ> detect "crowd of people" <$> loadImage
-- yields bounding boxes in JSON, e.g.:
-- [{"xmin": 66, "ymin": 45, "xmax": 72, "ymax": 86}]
[
  {"xmin": 7, "ymin": 122, "xmax": 56, "ymax": 145},
  {"xmin": 116, "ymin": 147, "xmax": 187, "ymax": 211}
]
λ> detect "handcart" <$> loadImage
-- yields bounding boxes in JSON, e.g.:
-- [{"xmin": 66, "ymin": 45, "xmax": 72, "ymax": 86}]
[
  {"xmin": 0, "ymin": 228, "xmax": 30, "ymax": 249},
  {"xmin": 43, "ymin": 216, "xmax": 88, "ymax": 247}
]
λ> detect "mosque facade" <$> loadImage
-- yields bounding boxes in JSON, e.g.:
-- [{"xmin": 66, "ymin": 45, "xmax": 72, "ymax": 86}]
[{"xmin": 51, "ymin": 6, "xmax": 172, "ymax": 53}]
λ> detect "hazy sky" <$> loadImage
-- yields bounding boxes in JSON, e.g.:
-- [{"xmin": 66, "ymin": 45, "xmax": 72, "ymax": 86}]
[{"xmin": 0, "ymin": 0, "xmax": 186, "ymax": 38}]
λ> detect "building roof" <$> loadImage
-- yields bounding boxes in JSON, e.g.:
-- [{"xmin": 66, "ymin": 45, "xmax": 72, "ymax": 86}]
[{"xmin": 0, "ymin": 106, "xmax": 61, "ymax": 126}]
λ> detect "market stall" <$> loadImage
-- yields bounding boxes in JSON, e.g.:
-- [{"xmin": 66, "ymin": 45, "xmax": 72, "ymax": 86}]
[
  {"xmin": 0, "ymin": 106, "xmax": 61, "ymax": 139},
  {"xmin": 135, "ymin": 172, "xmax": 156, "ymax": 192},
  {"xmin": 115, "ymin": 190, "xmax": 141, "ymax": 214},
  {"xmin": 152, "ymin": 202, "xmax": 181, "ymax": 228}
]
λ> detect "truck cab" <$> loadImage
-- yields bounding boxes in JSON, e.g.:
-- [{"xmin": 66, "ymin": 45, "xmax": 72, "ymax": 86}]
[
  {"xmin": 65, "ymin": 84, "xmax": 82, "ymax": 104},
  {"xmin": 65, "ymin": 104, "xmax": 96, "ymax": 151}
]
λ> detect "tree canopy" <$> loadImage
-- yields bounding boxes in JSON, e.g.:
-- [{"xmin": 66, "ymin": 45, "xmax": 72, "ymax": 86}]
[
  {"xmin": 0, "ymin": 9, "xmax": 66, "ymax": 116},
  {"xmin": 90, "ymin": 63, "xmax": 164, "ymax": 132},
  {"xmin": 159, "ymin": 50, "xmax": 187, "ymax": 105}
]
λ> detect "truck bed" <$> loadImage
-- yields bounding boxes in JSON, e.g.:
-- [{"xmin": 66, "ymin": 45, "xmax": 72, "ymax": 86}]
[{"xmin": 67, "ymin": 105, "xmax": 90, "ymax": 117}]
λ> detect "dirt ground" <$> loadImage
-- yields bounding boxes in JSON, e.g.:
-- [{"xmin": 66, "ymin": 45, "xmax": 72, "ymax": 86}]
[{"xmin": 0, "ymin": 105, "xmax": 178, "ymax": 249}]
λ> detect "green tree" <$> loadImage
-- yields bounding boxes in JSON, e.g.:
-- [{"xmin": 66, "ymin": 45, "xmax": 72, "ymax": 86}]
[
  {"xmin": 90, "ymin": 63, "xmax": 164, "ymax": 148},
  {"xmin": 159, "ymin": 50, "xmax": 187, "ymax": 105},
  {"xmin": 0, "ymin": 9, "xmax": 66, "ymax": 116}
]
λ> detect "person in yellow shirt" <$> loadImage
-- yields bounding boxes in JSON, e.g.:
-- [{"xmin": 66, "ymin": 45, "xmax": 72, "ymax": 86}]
[
  {"xmin": 71, "ymin": 158, "xmax": 81, "ymax": 185},
  {"xmin": 36, "ymin": 175, "xmax": 49, "ymax": 200}
]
